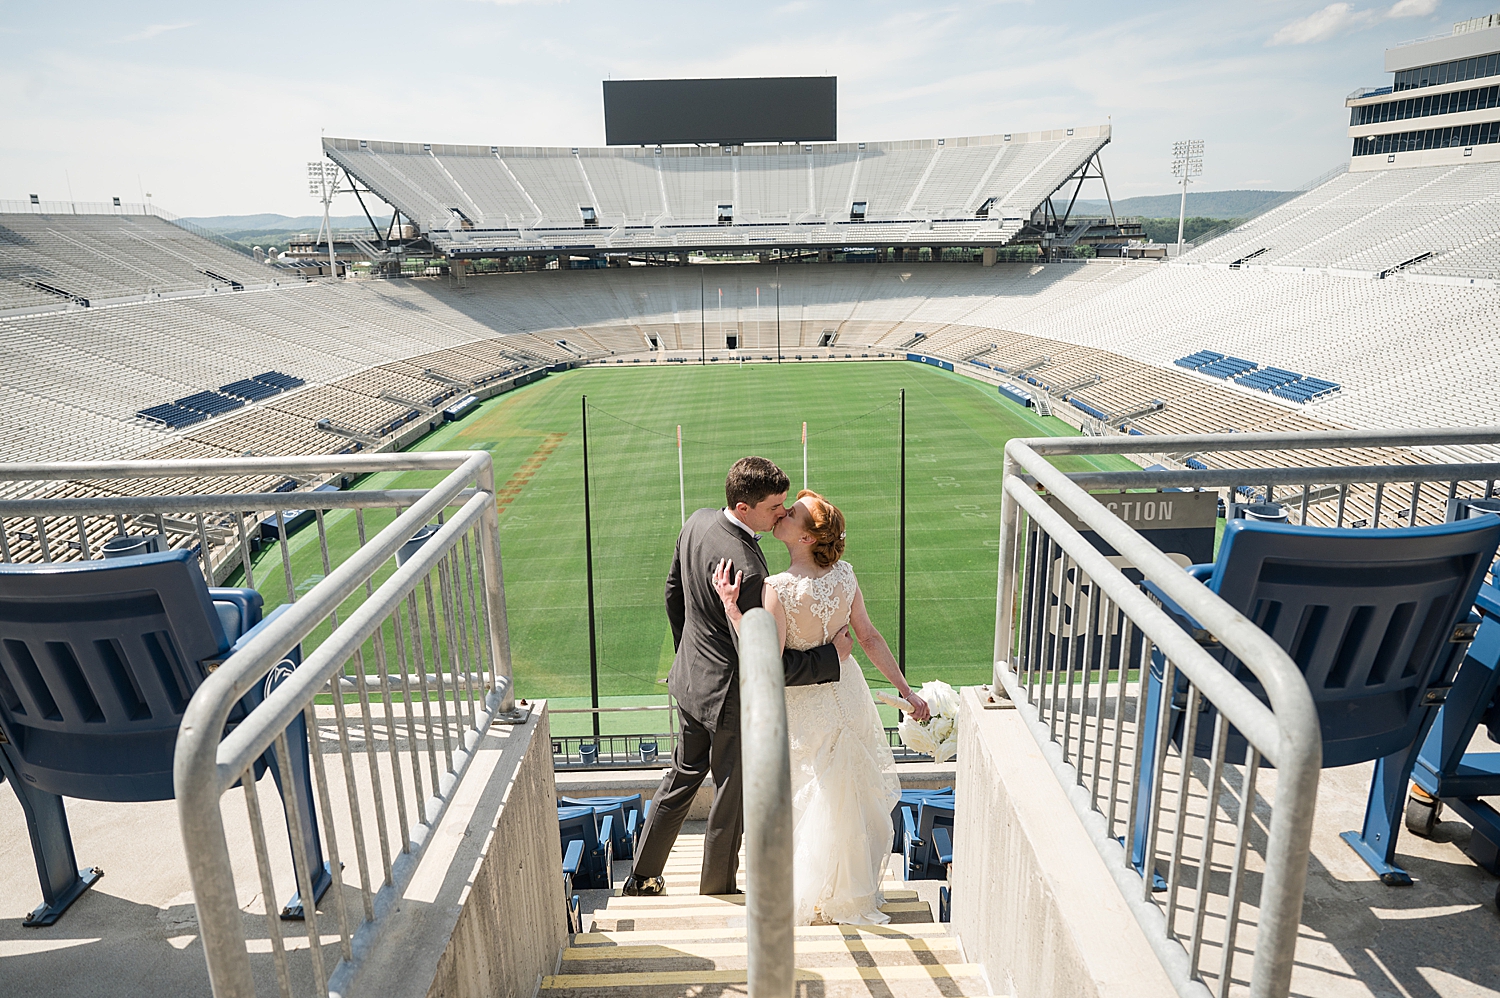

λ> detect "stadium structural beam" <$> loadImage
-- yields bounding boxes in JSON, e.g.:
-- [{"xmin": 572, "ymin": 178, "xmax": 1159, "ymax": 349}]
[{"xmin": 346, "ymin": 175, "xmax": 388, "ymax": 251}]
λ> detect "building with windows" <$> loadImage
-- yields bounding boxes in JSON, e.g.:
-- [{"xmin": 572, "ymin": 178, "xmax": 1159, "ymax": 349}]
[{"xmin": 1348, "ymin": 13, "xmax": 1500, "ymax": 167}]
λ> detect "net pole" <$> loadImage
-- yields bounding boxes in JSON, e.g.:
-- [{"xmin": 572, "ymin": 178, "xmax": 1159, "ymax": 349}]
[
  {"xmin": 700, "ymin": 266, "xmax": 706, "ymax": 366},
  {"xmin": 677, "ymin": 425, "xmax": 685, "ymax": 526},
  {"xmin": 899, "ymin": 389, "xmax": 907, "ymax": 675},
  {"xmin": 775, "ymin": 266, "xmax": 781, "ymax": 364},
  {"xmin": 802, "ymin": 422, "xmax": 808, "ymax": 492},
  {"xmin": 581, "ymin": 396, "xmax": 601, "ymax": 746}
]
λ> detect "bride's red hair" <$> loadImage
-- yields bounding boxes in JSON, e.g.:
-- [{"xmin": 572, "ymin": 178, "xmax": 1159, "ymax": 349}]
[{"xmin": 796, "ymin": 489, "xmax": 846, "ymax": 568}]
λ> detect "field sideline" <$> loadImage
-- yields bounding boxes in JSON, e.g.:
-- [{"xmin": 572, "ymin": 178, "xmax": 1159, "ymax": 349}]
[{"xmin": 242, "ymin": 360, "xmax": 1135, "ymax": 720}]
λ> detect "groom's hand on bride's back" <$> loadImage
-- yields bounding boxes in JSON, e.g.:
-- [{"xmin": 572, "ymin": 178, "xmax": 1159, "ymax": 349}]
[{"xmin": 833, "ymin": 625, "xmax": 853, "ymax": 660}]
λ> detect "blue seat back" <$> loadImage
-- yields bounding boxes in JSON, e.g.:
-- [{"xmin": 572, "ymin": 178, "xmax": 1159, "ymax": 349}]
[
  {"xmin": 905, "ymin": 800, "xmax": 955, "ymax": 879},
  {"xmin": 557, "ymin": 804, "xmax": 601, "ymax": 855},
  {"xmin": 0, "ymin": 551, "xmax": 239, "ymax": 801},
  {"xmin": 1208, "ymin": 518, "xmax": 1500, "ymax": 767},
  {"xmin": 891, "ymin": 788, "xmax": 953, "ymax": 852},
  {"xmin": 559, "ymin": 793, "xmax": 641, "ymax": 857}
]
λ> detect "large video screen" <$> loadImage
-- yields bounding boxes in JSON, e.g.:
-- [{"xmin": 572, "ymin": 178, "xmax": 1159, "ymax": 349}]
[{"xmin": 603, "ymin": 77, "xmax": 836, "ymax": 146}]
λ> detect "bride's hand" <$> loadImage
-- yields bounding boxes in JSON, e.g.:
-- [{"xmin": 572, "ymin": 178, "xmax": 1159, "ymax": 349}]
[
  {"xmin": 903, "ymin": 690, "xmax": 931, "ymax": 722},
  {"xmin": 712, "ymin": 558, "xmax": 743, "ymax": 620}
]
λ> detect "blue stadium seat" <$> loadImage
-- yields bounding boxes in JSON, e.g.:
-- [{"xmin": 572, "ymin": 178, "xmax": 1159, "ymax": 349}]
[
  {"xmin": 1354, "ymin": 581, "xmax": 1500, "ymax": 887},
  {"xmin": 900, "ymin": 799, "xmax": 955, "ymax": 880},
  {"xmin": 558, "ymin": 793, "xmax": 648, "ymax": 861},
  {"xmin": 0, "ymin": 550, "xmax": 331, "ymax": 925},
  {"xmin": 557, "ymin": 804, "xmax": 613, "ymax": 890},
  {"xmin": 220, "ymin": 378, "xmax": 283, "ymax": 402},
  {"xmin": 890, "ymin": 787, "xmax": 953, "ymax": 852},
  {"xmin": 1131, "ymin": 516, "xmax": 1500, "ymax": 885}
]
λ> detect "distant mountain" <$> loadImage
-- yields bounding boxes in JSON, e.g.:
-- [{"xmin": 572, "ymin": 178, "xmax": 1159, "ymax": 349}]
[
  {"xmin": 180, "ymin": 213, "xmax": 391, "ymax": 232},
  {"xmin": 1067, "ymin": 190, "xmax": 1295, "ymax": 219}
]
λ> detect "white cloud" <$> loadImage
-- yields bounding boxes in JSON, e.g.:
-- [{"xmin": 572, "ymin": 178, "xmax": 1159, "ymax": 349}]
[
  {"xmin": 118, "ymin": 22, "xmax": 192, "ymax": 43},
  {"xmin": 1272, "ymin": 4, "xmax": 1372, "ymax": 45},
  {"xmin": 1388, "ymin": 0, "xmax": 1440, "ymax": 18},
  {"xmin": 1271, "ymin": 0, "xmax": 1439, "ymax": 45}
]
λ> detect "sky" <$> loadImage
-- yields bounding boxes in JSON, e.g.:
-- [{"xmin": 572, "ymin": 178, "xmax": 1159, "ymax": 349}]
[{"xmin": 1, "ymin": 0, "xmax": 1493, "ymax": 217}]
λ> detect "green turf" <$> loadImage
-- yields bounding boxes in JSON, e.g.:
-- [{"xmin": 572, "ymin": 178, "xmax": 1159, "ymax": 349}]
[{"xmin": 238, "ymin": 361, "xmax": 1136, "ymax": 709}]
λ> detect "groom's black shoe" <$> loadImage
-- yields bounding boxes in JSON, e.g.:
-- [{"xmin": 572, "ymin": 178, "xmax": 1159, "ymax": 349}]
[{"xmin": 622, "ymin": 874, "xmax": 666, "ymax": 897}]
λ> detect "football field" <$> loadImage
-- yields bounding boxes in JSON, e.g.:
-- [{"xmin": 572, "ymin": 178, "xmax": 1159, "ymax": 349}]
[{"xmin": 243, "ymin": 360, "xmax": 1136, "ymax": 723}]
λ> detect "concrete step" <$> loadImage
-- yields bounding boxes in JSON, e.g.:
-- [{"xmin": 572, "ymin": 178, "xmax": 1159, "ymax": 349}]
[
  {"xmin": 538, "ymin": 963, "xmax": 989, "ymax": 997},
  {"xmin": 559, "ymin": 934, "xmax": 961, "ymax": 972},
  {"xmin": 587, "ymin": 896, "xmax": 933, "ymax": 932},
  {"xmin": 570, "ymin": 923, "xmax": 954, "ymax": 947}
]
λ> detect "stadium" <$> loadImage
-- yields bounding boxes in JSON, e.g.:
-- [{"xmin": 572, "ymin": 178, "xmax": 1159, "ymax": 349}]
[{"xmin": 3, "ymin": 9, "xmax": 1500, "ymax": 998}]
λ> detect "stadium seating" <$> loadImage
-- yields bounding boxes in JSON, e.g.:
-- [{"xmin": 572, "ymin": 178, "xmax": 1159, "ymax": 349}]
[
  {"xmin": 322, "ymin": 129, "xmax": 1110, "ymax": 252},
  {"xmin": 0, "ymin": 212, "xmax": 271, "ymax": 311},
  {"xmin": 900, "ymin": 798, "xmax": 956, "ymax": 880},
  {"xmin": 1132, "ymin": 517, "xmax": 1500, "ymax": 885},
  {"xmin": 0, "ymin": 550, "xmax": 330, "ymax": 924},
  {"xmin": 557, "ymin": 804, "xmax": 613, "ymax": 890}
]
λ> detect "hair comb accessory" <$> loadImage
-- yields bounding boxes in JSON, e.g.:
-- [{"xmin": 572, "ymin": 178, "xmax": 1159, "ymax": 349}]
[{"xmin": 840, "ymin": 531, "xmax": 846, "ymax": 539}]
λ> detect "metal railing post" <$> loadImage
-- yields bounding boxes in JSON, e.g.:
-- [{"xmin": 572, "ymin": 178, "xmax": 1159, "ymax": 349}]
[
  {"xmin": 993, "ymin": 448, "xmax": 1020, "ymax": 684},
  {"xmin": 473, "ymin": 453, "xmax": 523, "ymax": 721},
  {"xmin": 739, "ymin": 608, "xmax": 793, "ymax": 998}
]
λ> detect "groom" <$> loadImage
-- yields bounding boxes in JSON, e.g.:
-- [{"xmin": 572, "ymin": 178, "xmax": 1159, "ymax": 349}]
[{"xmin": 623, "ymin": 456, "xmax": 851, "ymax": 896}]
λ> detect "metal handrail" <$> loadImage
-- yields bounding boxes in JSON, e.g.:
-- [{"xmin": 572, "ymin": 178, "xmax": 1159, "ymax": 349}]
[
  {"xmin": 995, "ymin": 437, "xmax": 1322, "ymax": 998},
  {"xmin": 1017, "ymin": 425, "xmax": 1500, "ymax": 456},
  {"xmin": 739, "ymin": 608, "xmax": 794, "ymax": 998},
  {"xmin": 168, "ymin": 452, "xmax": 517, "ymax": 997}
]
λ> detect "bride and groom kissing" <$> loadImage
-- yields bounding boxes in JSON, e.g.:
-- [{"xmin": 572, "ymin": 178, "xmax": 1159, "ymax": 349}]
[{"xmin": 623, "ymin": 456, "xmax": 930, "ymax": 925}]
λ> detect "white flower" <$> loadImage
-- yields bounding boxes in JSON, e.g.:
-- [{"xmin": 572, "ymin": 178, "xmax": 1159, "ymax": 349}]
[{"xmin": 895, "ymin": 681, "xmax": 961, "ymax": 763}]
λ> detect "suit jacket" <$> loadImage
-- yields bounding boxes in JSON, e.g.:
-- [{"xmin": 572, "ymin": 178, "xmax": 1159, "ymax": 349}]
[{"xmin": 665, "ymin": 507, "xmax": 840, "ymax": 729}]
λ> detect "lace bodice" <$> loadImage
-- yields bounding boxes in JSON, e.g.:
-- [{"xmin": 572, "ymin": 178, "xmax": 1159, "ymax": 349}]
[{"xmin": 767, "ymin": 560, "xmax": 857, "ymax": 651}]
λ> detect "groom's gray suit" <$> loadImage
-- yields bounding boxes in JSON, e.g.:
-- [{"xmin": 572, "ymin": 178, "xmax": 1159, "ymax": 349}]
[{"xmin": 630, "ymin": 506, "xmax": 841, "ymax": 894}]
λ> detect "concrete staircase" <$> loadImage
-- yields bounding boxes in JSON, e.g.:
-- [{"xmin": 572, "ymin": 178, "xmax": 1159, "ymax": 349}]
[{"xmin": 541, "ymin": 832, "xmax": 989, "ymax": 996}]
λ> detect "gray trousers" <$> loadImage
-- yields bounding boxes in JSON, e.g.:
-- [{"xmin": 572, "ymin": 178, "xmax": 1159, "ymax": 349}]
[{"xmin": 629, "ymin": 690, "xmax": 742, "ymax": 895}]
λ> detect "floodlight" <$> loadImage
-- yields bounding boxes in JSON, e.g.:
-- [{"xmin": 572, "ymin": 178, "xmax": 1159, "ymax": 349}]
[{"xmin": 1170, "ymin": 139, "xmax": 1205, "ymax": 254}]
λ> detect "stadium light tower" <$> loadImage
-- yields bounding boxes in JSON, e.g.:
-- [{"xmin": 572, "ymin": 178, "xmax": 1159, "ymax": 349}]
[
  {"xmin": 1171, "ymin": 140, "xmax": 1204, "ymax": 256},
  {"xmin": 307, "ymin": 160, "xmax": 342, "ymax": 278}
]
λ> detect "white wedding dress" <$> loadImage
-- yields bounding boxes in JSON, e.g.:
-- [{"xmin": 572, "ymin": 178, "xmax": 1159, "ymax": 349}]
[{"xmin": 770, "ymin": 560, "xmax": 902, "ymax": 925}]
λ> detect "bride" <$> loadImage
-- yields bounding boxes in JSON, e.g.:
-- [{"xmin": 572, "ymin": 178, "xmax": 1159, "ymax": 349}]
[{"xmin": 713, "ymin": 489, "xmax": 929, "ymax": 925}]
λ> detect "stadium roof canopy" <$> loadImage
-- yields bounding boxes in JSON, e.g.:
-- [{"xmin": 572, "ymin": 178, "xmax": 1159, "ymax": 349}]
[{"xmin": 323, "ymin": 126, "xmax": 1111, "ymax": 256}]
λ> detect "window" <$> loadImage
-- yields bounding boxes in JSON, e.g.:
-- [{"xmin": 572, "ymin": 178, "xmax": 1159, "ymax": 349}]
[
  {"xmin": 28, "ymin": 194, "xmax": 38, "ymax": 204},
  {"xmin": 976, "ymin": 196, "xmax": 997, "ymax": 218},
  {"xmin": 1351, "ymin": 83, "xmax": 1500, "ymax": 125},
  {"xmin": 580, "ymin": 206, "xmax": 598, "ymax": 227},
  {"xmin": 717, "ymin": 204, "xmax": 733, "ymax": 225},
  {"xmin": 112, "ymin": 197, "xmax": 120, "ymax": 206},
  {"xmin": 850, "ymin": 201, "xmax": 867, "ymax": 221},
  {"xmin": 1353, "ymin": 119, "xmax": 1500, "ymax": 156},
  {"xmin": 1393, "ymin": 51, "xmax": 1500, "ymax": 92}
]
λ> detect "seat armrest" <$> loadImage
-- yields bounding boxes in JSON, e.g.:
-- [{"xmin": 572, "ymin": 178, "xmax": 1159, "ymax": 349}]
[
  {"xmin": 1142, "ymin": 566, "xmax": 1215, "ymax": 642},
  {"xmin": 562, "ymin": 839, "xmax": 584, "ymax": 877},
  {"xmin": 598, "ymin": 814, "xmax": 614, "ymax": 853},
  {"xmin": 228, "ymin": 603, "xmax": 295, "ymax": 657},
  {"xmin": 932, "ymin": 826, "xmax": 953, "ymax": 865},
  {"xmin": 625, "ymin": 808, "xmax": 639, "ymax": 842},
  {"xmin": 901, "ymin": 805, "xmax": 921, "ymax": 848}
]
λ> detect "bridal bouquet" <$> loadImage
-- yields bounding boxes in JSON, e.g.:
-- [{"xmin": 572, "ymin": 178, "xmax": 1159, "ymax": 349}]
[{"xmin": 880, "ymin": 681, "xmax": 961, "ymax": 764}]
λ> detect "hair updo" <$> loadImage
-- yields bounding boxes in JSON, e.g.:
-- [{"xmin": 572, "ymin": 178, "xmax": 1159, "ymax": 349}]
[{"xmin": 796, "ymin": 489, "xmax": 846, "ymax": 568}]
